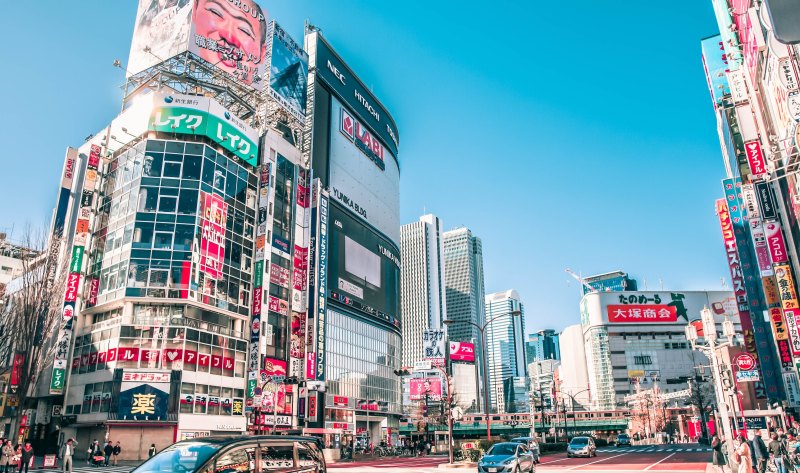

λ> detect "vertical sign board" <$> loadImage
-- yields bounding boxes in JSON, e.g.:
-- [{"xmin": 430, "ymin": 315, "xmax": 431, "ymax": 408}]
[
  {"xmin": 715, "ymin": 197, "xmax": 769, "ymax": 399},
  {"xmin": 248, "ymin": 163, "xmax": 272, "ymax": 411},
  {"xmin": 755, "ymin": 182, "xmax": 778, "ymax": 221},
  {"xmin": 422, "ymin": 330, "xmax": 446, "ymax": 367},
  {"xmin": 314, "ymin": 191, "xmax": 329, "ymax": 381},
  {"xmin": 51, "ymin": 143, "xmax": 102, "ymax": 394},
  {"xmin": 723, "ymin": 179, "xmax": 782, "ymax": 399}
]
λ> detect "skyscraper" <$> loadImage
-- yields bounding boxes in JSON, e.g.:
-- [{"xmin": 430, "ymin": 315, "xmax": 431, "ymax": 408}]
[
  {"xmin": 484, "ymin": 290, "xmax": 527, "ymax": 413},
  {"xmin": 526, "ymin": 329, "xmax": 561, "ymax": 364},
  {"xmin": 400, "ymin": 214, "xmax": 446, "ymax": 367}
]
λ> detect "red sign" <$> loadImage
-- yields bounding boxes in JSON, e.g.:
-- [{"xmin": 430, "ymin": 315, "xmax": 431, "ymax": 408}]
[
  {"xmin": 262, "ymin": 358, "xmax": 287, "ymax": 377},
  {"xmin": 332, "ymin": 422, "xmax": 349, "ymax": 430},
  {"xmin": 333, "ymin": 396, "xmax": 349, "ymax": 407},
  {"xmin": 252, "ymin": 287, "xmax": 262, "ymax": 316},
  {"xmin": 765, "ymin": 222, "xmax": 788, "ymax": 264},
  {"xmin": 777, "ymin": 339, "xmax": 793, "ymax": 366},
  {"xmin": 87, "ymin": 278, "xmax": 99, "ymax": 307},
  {"xmin": 106, "ymin": 348, "xmax": 117, "ymax": 362},
  {"xmin": 745, "ymin": 140, "xmax": 768, "ymax": 178},
  {"xmin": 10, "ymin": 354, "xmax": 24, "ymax": 392},
  {"xmin": 269, "ymin": 263, "xmax": 290, "ymax": 288},
  {"xmin": 118, "ymin": 347, "xmax": 139, "ymax": 362},
  {"xmin": 410, "ymin": 378, "xmax": 443, "ymax": 401},
  {"xmin": 163, "ymin": 348, "xmax": 183, "ymax": 364},
  {"xmin": 308, "ymin": 396, "xmax": 318, "ymax": 418},
  {"xmin": 64, "ymin": 273, "xmax": 81, "ymax": 303},
  {"xmin": 449, "ymin": 341, "xmax": 476, "ymax": 362},
  {"xmin": 198, "ymin": 353, "xmax": 211, "ymax": 367},
  {"xmin": 734, "ymin": 353, "xmax": 757, "ymax": 371},
  {"xmin": 268, "ymin": 296, "xmax": 289, "ymax": 316},
  {"xmin": 306, "ymin": 352, "xmax": 317, "ymax": 379},
  {"xmin": 607, "ymin": 305, "xmax": 677, "ymax": 323},
  {"xmin": 199, "ymin": 192, "xmax": 228, "ymax": 279}
]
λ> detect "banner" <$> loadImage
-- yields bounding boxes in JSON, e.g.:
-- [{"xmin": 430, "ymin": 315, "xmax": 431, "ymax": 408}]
[
  {"xmin": 449, "ymin": 341, "xmax": 475, "ymax": 362},
  {"xmin": 410, "ymin": 378, "xmax": 443, "ymax": 401},
  {"xmin": 199, "ymin": 192, "xmax": 228, "ymax": 279},
  {"xmin": 268, "ymin": 22, "xmax": 308, "ymax": 121},
  {"xmin": 423, "ymin": 330, "xmax": 446, "ymax": 367},
  {"xmin": 607, "ymin": 305, "xmax": 678, "ymax": 323},
  {"xmin": 776, "ymin": 265, "xmax": 800, "ymax": 310},
  {"xmin": 765, "ymin": 222, "xmax": 789, "ymax": 264}
]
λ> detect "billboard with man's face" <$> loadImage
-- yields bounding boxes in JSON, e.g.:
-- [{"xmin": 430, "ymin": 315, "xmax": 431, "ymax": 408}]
[{"xmin": 128, "ymin": 0, "xmax": 268, "ymax": 89}]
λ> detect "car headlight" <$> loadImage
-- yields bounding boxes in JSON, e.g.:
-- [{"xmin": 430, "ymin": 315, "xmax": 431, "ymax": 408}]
[{"xmin": 503, "ymin": 458, "xmax": 515, "ymax": 464}]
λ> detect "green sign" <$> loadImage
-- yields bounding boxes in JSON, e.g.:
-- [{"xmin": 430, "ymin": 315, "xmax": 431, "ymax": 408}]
[
  {"xmin": 247, "ymin": 378, "xmax": 257, "ymax": 398},
  {"xmin": 254, "ymin": 261, "xmax": 264, "ymax": 288},
  {"xmin": 50, "ymin": 368, "xmax": 66, "ymax": 394},
  {"xmin": 69, "ymin": 246, "xmax": 84, "ymax": 273},
  {"xmin": 149, "ymin": 106, "xmax": 258, "ymax": 166}
]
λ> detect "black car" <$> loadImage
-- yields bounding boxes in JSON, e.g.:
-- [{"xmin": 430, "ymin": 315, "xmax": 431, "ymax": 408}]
[
  {"xmin": 616, "ymin": 434, "xmax": 631, "ymax": 447},
  {"xmin": 131, "ymin": 435, "xmax": 326, "ymax": 473}
]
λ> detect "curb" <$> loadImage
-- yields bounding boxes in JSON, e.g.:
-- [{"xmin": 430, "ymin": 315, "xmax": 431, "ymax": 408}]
[{"xmin": 438, "ymin": 462, "xmax": 477, "ymax": 469}]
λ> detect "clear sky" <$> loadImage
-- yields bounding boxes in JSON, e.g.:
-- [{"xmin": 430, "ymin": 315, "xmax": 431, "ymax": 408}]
[{"xmin": 0, "ymin": 1, "xmax": 727, "ymax": 334}]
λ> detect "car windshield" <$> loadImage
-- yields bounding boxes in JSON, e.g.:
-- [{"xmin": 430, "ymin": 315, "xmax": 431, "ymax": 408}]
[
  {"xmin": 488, "ymin": 444, "xmax": 516, "ymax": 456},
  {"xmin": 570, "ymin": 438, "xmax": 589, "ymax": 446},
  {"xmin": 131, "ymin": 442, "xmax": 221, "ymax": 473},
  {"xmin": 619, "ymin": 435, "xmax": 629, "ymax": 439}
]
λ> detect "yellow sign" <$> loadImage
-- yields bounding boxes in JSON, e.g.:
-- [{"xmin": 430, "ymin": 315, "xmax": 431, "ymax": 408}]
[
  {"xmin": 775, "ymin": 265, "xmax": 799, "ymax": 310},
  {"xmin": 131, "ymin": 393, "xmax": 156, "ymax": 415},
  {"xmin": 627, "ymin": 370, "xmax": 645, "ymax": 378}
]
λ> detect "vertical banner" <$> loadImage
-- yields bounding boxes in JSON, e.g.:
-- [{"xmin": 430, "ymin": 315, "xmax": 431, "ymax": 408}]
[
  {"xmin": 50, "ymin": 143, "xmax": 102, "ymax": 394},
  {"xmin": 248, "ymin": 163, "xmax": 271, "ymax": 412},
  {"xmin": 199, "ymin": 192, "xmax": 228, "ymax": 279},
  {"xmin": 314, "ymin": 190, "xmax": 329, "ymax": 381},
  {"xmin": 423, "ymin": 330, "xmax": 446, "ymax": 367}
]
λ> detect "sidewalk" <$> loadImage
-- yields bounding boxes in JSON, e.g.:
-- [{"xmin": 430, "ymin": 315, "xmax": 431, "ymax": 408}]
[{"xmin": 26, "ymin": 456, "xmax": 141, "ymax": 471}]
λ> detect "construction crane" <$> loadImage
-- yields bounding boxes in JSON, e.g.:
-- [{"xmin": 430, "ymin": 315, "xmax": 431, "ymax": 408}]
[{"xmin": 565, "ymin": 268, "xmax": 597, "ymax": 295}]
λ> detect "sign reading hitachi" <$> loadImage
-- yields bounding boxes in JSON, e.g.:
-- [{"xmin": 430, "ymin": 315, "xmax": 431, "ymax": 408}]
[{"xmin": 312, "ymin": 33, "xmax": 399, "ymax": 159}]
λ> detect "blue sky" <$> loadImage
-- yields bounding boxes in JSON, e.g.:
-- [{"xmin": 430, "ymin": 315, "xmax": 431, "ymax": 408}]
[{"xmin": 0, "ymin": 1, "xmax": 727, "ymax": 333}]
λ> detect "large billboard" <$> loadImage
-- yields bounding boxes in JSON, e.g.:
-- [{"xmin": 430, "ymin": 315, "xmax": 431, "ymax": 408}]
[
  {"xmin": 128, "ymin": 0, "xmax": 268, "ymax": 89},
  {"xmin": 149, "ymin": 94, "xmax": 259, "ymax": 165},
  {"xmin": 329, "ymin": 97, "xmax": 400, "ymax": 244},
  {"xmin": 327, "ymin": 203, "xmax": 400, "ymax": 329},
  {"xmin": 199, "ymin": 192, "xmax": 228, "ymax": 280},
  {"xmin": 581, "ymin": 290, "xmax": 739, "ymax": 327},
  {"xmin": 268, "ymin": 22, "xmax": 308, "ymax": 122}
]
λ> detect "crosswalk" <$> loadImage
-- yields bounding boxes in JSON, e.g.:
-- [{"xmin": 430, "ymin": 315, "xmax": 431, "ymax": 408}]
[
  {"xmin": 596, "ymin": 446, "xmax": 711, "ymax": 453},
  {"xmin": 30, "ymin": 466, "xmax": 133, "ymax": 473}
]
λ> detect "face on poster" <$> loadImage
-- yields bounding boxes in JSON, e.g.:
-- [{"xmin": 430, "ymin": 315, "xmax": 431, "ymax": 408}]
[{"xmin": 191, "ymin": 0, "xmax": 268, "ymax": 87}]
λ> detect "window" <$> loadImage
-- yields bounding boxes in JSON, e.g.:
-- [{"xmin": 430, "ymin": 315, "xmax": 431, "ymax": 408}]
[
  {"xmin": 158, "ymin": 195, "xmax": 177, "ymax": 213},
  {"xmin": 215, "ymin": 447, "xmax": 254, "ymax": 473},
  {"xmin": 633, "ymin": 355, "xmax": 652, "ymax": 365},
  {"xmin": 154, "ymin": 232, "xmax": 173, "ymax": 249},
  {"xmin": 261, "ymin": 444, "xmax": 294, "ymax": 472}
]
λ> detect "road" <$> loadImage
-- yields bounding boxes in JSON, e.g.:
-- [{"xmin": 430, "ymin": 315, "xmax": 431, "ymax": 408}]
[{"xmin": 328, "ymin": 444, "xmax": 712, "ymax": 473}]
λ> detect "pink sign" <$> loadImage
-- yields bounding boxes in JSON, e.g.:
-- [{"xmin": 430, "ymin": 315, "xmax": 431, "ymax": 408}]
[
  {"xmin": 268, "ymin": 295, "xmax": 289, "ymax": 316},
  {"xmin": 269, "ymin": 263, "xmax": 290, "ymax": 288},
  {"xmin": 765, "ymin": 222, "xmax": 788, "ymax": 264},
  {"xmin": 87, "ymin": 278, "xmax": 99, "ymax": 307},
  {"xmin": 607, "ymin": 305, "xmax": 677, "ymax": 323},
  {"xmin": 745, "ymin": 141, "xmax": 767, "ymax": 178},
  {"xmin": 290, "ymin": 312, "xmax": 306, "ymax": 358},
  {"xmin": 199, "ymin": 192, "xmax": 228, "ymax": 279},
  {"xmin": 410, "ymin": 378, "xmax": 443, "ymax": 401},
  {"xmin": 306, "ymin": 353, "xmax": 316, "ymax": 379},
  {"xmin": 449, "ymin": 341, "xmax": 476, "ymax": 362}
]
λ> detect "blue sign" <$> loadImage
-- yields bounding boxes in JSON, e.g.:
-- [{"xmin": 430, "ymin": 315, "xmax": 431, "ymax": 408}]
[
  {"xmin": 117, "ymin": 383, "xmax": 169, "ymax": 421},
  {"xmin": 701, "ymin": 35, "xmax": 731, "ymax": 106}
]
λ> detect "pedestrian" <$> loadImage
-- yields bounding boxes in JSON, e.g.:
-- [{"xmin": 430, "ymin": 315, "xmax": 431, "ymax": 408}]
[
  {"xmin": 148, "ymin": 444, "xmax": 156, "ymax": 458},
  {"xmin": 770, "ymin": 432, "xmax": 789, "ymax": 473},
  {"xmin": 753, "ymin": 429, "xmax": 769, "ymax": 473},
  {"xmin": 61, "ymin": 438, "xmax": 76, "ymax": 473},
  {"xmin": 711, "ymin": 434, "xmax": 727, "ymax": 472},
  {"xmin": 0, "ymin": 440, "xmax": 9, "ymax": 473},
  {"xmin": 18, "ymin": 442, "xmax": 33, "ymax": 473},
  {"xmin": 736, "ymin": 434, "xmax": 753, "ymax": 473},
  {"xmin": 112, "ymin": 442, "xmax": 121, "ymax": 466},
  {"xmin": 86, "ymin": 444, "xmax": 93, "ymax": 466},
  {"xmin": 103, "ymin": 441, "xmax": 112, "ymax": 467}
]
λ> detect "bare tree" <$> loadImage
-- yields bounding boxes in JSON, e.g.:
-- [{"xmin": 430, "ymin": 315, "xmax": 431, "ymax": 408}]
[{"xmin": 0, "ymin": 228, "xmax": 68, "ymax": 432}]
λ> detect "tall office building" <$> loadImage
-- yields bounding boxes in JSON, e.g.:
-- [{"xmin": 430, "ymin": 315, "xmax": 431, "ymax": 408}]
[
  {"xmin": 556, "ymin": 324, "xmax": 590, "ymax": 409},
  {"xmin": 443, "ymin": 227, "xmax": 485, "ymax": 410},
  {"xmin": 582, "ymin": 270, "xmax": 637, "ymax": 295},
  {"xmin": 400, "ymin": 215, "xmax": 446, "ymax": 367},
  {"xmin": 526, "ymin": 329, "xmax": 560, "ymax": 364},
  {"xmin": 484, "ymin": 290, "xmax": 527, "ymax": 413}
]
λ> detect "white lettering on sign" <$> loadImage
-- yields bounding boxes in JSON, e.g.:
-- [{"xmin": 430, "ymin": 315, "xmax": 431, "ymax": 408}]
[
  {"xmin": 354, "ymin": 90, "xmax": 380, "ymax": 122},
  {"xmin": 327, "ymin": 60, "xmax": 346, "ymax": 85}
]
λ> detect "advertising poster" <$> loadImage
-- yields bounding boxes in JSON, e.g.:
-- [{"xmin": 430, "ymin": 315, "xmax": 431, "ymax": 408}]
[
  {"xmin": 785, "ymin": 308, "xmax": 800, "ymax": 357},
  {"xmin": 776, "ymin": 265, "xmax": 800, "ymax": 310},
  {"xmin": 127, "ymin": 0, "xmax": 192, "ymax": 77},
  {"xmin": 765, "ymin": 222, "xmax": 789, "ymax": 264},
  {"xmin": 189, "ymin": 0, "xmax": 268, "ymax": 88},
  {"xmin": 199, "ymin": 192, "xmax": 228, "ymax": 280},
  {"xmin": 423, "ymin": 330, "xmax": 446, "ymax": 367},
  {"xmin": 269, "ymin": 263, "xmax": 290, "ymax": 288},
  {"xmin": 755, "ymin": 182, "xmax": 778, "ymax": 220},
  {"xmin": 149, "ymin": 94, "xmax": 259, "ymax": 165},
  {"xmin": 290, "ymin": 312, "xmax": 305, "ymax": 359},
  {"xmin": 449, "ymin": 342, "xmax": 475, "ymax": 363},
  {"xmin": 745, "ymin": 140, "xmax": 768, "ymax": 180},
  {"xmin": 749, "ymin": 220, "xmax": 774, "ymax": 277},
  {"xmin": 607, "ymin": 305, "xmax": 678, "ymax": 323},
  {"xmin": 268, "ymin": 22, "xmax": 308, "ymax": 121},
  {"xmin": 409, "ymin": 378, "xmax": 443, "ymax": 401},
  {"xmin": 701, "ymin": 35, "xmax": 731, "ymax": 107}
]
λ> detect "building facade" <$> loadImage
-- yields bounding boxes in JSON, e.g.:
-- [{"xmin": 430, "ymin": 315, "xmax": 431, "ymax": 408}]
[
  {"xmin": 580, "ymin": 290, "xmax": 740, "ymax": 410},
  {"xmin": 400, "ymin": 215, "xmax": 446, "ymax": 368},
  {"xmin": 556, "ymin": 324, "xmax": 590, "ymax": 409},
  {"xmin": 526, "ymin": 329, "xmax": 560, "ymax": 364},
  {"xmin": 582, "ymin": 271, "xmax": 637, "ymax": 295},
  {"xmin": 528, "ymin": 359, "xmax": 559, "ymax": 411},
  {"xmin": 484, "ymin": 290, "xmax": 527, "ymax": 413}
]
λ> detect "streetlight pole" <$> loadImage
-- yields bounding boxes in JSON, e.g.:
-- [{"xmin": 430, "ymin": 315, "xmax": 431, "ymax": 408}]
[{"xmin": 444, "ymin": 310, "xmax": 522, "ymax": 440}]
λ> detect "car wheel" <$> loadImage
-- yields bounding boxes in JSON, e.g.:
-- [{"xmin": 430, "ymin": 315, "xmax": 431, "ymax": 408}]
[{"xmin": 514, "ymin": 466, "xmax": 520, "ymax": 473}]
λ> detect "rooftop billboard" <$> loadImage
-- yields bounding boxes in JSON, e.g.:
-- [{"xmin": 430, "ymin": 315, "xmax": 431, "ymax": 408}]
[
  {"xmin": 268, "ymin": 21, "xmax": 308, "ymax": 122},
  {"xmin": 581, "ymin": 291, "xmax": 739, "ymax": 327},
  {"xmin": 128, "ymin": 0, "xmax": 269, "ymax": 89}
]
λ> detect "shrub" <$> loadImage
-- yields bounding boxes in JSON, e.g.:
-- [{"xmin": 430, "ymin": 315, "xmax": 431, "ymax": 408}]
[{"xmin": 539, "ymin": 442, "xmax": 568, "ymax": 454}]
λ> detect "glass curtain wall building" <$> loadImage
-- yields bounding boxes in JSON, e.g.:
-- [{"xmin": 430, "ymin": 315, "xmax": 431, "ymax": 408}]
[{"xmin": 484, "ymin": 290, "xmax": 527, "ymax": 413}]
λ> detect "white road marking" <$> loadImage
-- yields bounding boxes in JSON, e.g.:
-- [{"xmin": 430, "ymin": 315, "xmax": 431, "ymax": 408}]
[
  {"xmin": 643, "ymin": 452, "xmax": 676, "ymax": 471},
  {"xmin": 566, "ymin": 452, "xmax": 630, "ymax": 470}
]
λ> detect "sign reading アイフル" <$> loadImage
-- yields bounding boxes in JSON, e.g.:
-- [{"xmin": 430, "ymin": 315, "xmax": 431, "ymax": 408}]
[
  {"xmin": 310, "ymin": 33, "xmax": 399, "ymax": 158},
  {"xmin": 148, "ymin": 93, "xmax": 259, "ymax": 166}
]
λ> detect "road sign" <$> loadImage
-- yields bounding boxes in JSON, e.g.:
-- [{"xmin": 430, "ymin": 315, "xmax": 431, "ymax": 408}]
[
  {"xmin": 414, "ymin": 360, "xmax": 432, "ymax": 371},
  {"xmin": 734, "ymin": 353, "xmax": 757, "ymax": 371}
]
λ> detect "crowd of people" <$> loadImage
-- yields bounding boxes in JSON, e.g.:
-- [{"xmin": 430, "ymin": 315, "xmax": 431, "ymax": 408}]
[{"xmin": 711, "ymin": 427, "xmax": 800, "ymax": 473}]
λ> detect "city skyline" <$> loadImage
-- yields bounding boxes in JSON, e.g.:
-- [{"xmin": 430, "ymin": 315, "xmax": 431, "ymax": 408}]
[{"xmin": 0, "ymin": 1, "xmax": 727, "ymax": 334}]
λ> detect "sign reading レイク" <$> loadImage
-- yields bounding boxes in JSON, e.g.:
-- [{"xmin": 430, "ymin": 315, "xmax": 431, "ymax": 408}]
[{"xmin": 607, "ymin": 305, "xmax": 677, "ymax": 323}]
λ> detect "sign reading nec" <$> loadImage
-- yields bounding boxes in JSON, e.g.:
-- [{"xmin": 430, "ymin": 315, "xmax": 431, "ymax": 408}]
[{"xmin": 315, "ymin": 37, "xmax": 399, "ymax": 158}]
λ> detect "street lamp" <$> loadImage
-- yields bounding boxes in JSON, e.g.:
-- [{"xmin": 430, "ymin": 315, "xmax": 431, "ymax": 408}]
[
  {"xmin": 685, "ymin": 307, "xmax": 736, "ymax": 467},
  {"xmin": 554, "ymin": 388, "xmax": 590, "ymax": 439},
  {"xmin": 444, "ymin": 309, "xmax": 522, "ymax": 440}
]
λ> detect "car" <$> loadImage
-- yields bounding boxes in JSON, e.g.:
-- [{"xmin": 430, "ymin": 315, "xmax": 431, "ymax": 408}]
[
  {"xmin": 130, "ymin": 435, "xmax": 326, "ymax": 473},
  {"xmin": 510, "ymin": 437, "xmax": 540, "ymax": 464},
  {"xmin": 616, "ymin": 434, "xmax": 631, "ymax": 447},
  {"xmin": 478, "ymin": 442, "xmax": 535, "ymax": 473},
  {"xmin": 566, "ymin": 436, "xmax": 596, "ymax": 458}
]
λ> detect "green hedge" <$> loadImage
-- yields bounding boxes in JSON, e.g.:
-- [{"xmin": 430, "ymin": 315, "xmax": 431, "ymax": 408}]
[{"xmin": 539, "ymin": 442, "xmax": 568, "ymax": 453}]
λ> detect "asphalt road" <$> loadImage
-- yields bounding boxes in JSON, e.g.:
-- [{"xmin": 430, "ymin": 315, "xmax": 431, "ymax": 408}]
[{"xmin": 327, "ymin": 444, "xmax": 712, "ymax": 473}]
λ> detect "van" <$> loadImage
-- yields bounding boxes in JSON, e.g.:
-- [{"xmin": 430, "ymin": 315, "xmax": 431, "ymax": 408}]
[{"xmin": 131, "ymin": 435, "xmax": 326, "ymax": 473}]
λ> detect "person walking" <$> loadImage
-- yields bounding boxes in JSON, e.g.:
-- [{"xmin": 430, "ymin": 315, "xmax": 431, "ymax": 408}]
[
  {"xmin": 0, "ymin": 440, "xmax": 9, "ymax": 473},
  {"xmin": 770, "ymin": 432, "xmax": 789, "ymax": 473},
  {"xmin": 18, "ymin": 442, "xmax": 33, "ymax": 473},
  {"xmin": 754, "ymin": 429, "xmax": 769, "ymax": 473},
  {"xmin": 148, "ymin": 444, "xmax": 156, "ymax": 458},
  {"xmin": 710, "ymin": 434, "xmax": 726, "ymax": 472},
  {"xmin": 736, "ymin": 434, "xmax": 753, "ymax": 473},
  {"xmin": 61, "ymin": 439, "xmax": 76, "ymax": 473},
  {"xmin": 102, "ymin": 442, "xmax": 112, "ymax": 467},
  {"xmin": 112, "ymin": 442, "xmax": 121, "ymax": 466}
]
